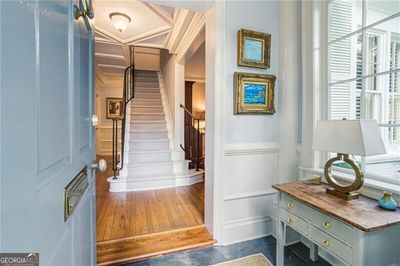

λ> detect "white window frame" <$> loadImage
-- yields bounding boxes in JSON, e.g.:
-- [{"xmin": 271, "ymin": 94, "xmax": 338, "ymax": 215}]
[{"xmin": 301, "ymin": 0, "xmax": 400, "ymax": 192}]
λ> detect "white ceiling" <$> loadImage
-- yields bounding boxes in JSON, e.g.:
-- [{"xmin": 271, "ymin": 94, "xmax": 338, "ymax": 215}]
[
  {"xmin": 95, "ymin": 0, "xmax": 173, "ymax": 46},
  {"xmin": 94, "ymin": 0, "xmax": 205, "ymax": 85}
]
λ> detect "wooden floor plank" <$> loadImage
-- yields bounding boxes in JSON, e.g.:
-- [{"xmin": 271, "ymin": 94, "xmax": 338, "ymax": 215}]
[
  {"xmin": 97, "ymin": 225, "xmax": 215, "ymax": 266},
  {"xmin": 96, "ymin": 156, "xmax": 211, "ymax": 265},
  {"xmin": 96, "ymin": 156, "xmax": 205, "ymax": 242}
]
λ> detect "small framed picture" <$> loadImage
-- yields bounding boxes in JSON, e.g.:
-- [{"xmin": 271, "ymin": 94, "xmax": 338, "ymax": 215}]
[
  {"xmin": 237, "ymin": 28, "xmax": 271, "ymax": 69},
  {"xmin": 234, "ymin": 72, "xmax": 276, "ymax": 115},
  {"xmin": 106, "ymin": 97, "xmax": 124, "ymax": 120}
]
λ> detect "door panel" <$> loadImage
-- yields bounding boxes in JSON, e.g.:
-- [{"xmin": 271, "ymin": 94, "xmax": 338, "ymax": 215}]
[
  {"xmin": 38, "ymin": 0, "xmax": 71, "ymax": 174},
  {"xmin": 74, "ymin": 192, "xmax": 92, "ymax": 266},
  {"xmin": 0, "ymin": 0, "xmax": 95, "ymax": 265}
]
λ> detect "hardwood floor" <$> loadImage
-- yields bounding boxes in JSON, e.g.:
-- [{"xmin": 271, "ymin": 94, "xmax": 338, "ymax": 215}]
[
  {"xmin": 97, "ymin": 225, "xmax": 214, "ymax": 265},
  {"xmin": 96, "ymin": 156, "xmax": 212, "ymax": 265}
]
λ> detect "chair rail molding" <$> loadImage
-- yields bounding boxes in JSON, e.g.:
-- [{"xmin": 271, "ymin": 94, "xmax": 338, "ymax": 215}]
[{"xmin": 224, "ymin": 142, "xmax": 280, "ymax": 156}]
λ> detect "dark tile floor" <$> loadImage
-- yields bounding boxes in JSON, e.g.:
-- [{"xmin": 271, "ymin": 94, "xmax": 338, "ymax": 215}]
[{"xmin": 125, "ymin": 236, "xmax": 331, "ymax": 266}]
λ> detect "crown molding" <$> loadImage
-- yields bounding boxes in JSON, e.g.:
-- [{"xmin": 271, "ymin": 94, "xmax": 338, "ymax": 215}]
[
  {"xmin": 142, "ymin": 2, "xmax": 173, "ymax": 25},
  {"xmin": 166, "ymin": 9, "xmax": 195, "ymax": 52},
  {"xmin": 175, "ymin": 12, "xmax": 205, "ymax": 61},
  {"xmin": 132, "ymin": 42, "xmax": 164, "ymax": 49},
  {"xmin": 95, "ymin": 27, "xmax": 125, "ymax": 44},
  {"xmin": 124, "ymin": 25, "xmax": 171, "ymax": 45}
]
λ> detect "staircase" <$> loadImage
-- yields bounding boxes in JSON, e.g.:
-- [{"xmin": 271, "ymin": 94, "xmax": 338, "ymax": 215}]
[{"xmin": 108, "ymin": 70, "xmax": 204, "ymax": 192}]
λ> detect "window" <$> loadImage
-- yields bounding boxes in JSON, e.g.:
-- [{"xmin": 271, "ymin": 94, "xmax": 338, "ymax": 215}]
[{"xmin": 328, "ymin": 0, "xmax": 400, "ymax": 183}]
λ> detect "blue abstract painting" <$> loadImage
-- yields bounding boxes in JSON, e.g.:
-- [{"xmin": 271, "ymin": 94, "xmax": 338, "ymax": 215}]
[
  {"xmin": 243, "ymin": 82, "xmax": 267, "ymax": 104},
  {"xmin": 243, "ymin": 38, "xmax": 263, "ymax": 62}
]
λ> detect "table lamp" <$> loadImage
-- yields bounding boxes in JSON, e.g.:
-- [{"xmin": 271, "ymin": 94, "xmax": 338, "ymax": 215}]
[{"xmin": 312, "ymin": 119, "xmax": 386, "ymax": 200}]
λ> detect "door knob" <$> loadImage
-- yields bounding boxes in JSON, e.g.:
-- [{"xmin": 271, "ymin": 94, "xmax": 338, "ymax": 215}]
[
  {"xmin": 92, "ymin": 159, "xmax": 107, "ymax": 172},
  {"xmin": 91, "ymin": 114, "xmax": 99, "ymax": 127}
]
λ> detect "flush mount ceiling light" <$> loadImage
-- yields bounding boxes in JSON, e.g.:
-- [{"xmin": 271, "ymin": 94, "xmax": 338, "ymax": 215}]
[{"xmin": 109, "ymin": 12, "xmax": 131, "ymax": 32}]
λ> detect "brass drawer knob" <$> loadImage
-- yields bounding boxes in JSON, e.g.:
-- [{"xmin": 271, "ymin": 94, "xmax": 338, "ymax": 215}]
[
  {"xmin": 323, "ymin": 240, "xmax": 330, "ymax": 247},
  {"xmin": 324, "ymin": 221, "xmax": 331, "ymax": 229},
  {"xmin": 288, "ymin": 218, "xmax": 294, "ymax": 224},
  {"xmin": 287, "ymin": 202, "xmax": 294, "ymax": 208}
]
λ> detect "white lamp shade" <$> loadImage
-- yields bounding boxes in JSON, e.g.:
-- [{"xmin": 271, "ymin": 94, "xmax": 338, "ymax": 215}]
[{"xmin": 312, "ymin": 120, "xmax": 386, "ymax": 156}]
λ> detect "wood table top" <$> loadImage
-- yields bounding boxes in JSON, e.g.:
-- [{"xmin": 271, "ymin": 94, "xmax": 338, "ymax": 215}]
[{"xmin": 272, "ymin": 181, "xmax": 400, "ymax": 232}]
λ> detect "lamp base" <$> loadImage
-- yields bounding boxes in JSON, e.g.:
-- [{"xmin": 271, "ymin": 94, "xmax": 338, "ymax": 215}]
[{"xmin": 326, "ymin": 187, "xmax": 360, "ymax": 200}]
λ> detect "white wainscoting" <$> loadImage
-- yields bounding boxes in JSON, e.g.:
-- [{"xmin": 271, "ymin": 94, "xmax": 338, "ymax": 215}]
[{"xmin": 222, "ymin": 142, "xmax": 280, "ymax": 245}]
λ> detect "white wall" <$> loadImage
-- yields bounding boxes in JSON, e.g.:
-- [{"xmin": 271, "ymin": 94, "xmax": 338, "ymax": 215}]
[
  {"xmin": 96, "ymin": 82, "xmax": 123, "ymax": 155},
  {"xmin": 160, "ymin": 49, "xmax": 185, "ymax": 152},
  {"xmin": 160, "ymin": 50, "xmax": 177, "ymax": 126},
  {"xmin": 104, "ymin": 0, "xmax": 301, "ymax": 247},
  {"xmin": 224, "ymin": 1, "xmax": 280, "ymax": 144},
  {"xmin": 185, "ymin": 42, "xmax": 205, "ymax": 81},
  {"xmin": 134, "ymin": 47, "xmax": 160, "ymax": 71},
  {"xmin": 220, "ymin": 0, "xmax": 280, "ymax": 244}
]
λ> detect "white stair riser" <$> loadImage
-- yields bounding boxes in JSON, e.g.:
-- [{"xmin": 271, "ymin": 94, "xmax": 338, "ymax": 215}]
[
  {"xmin": 129, "ymin": 131, "xmax": 168, "ymax": 140},
  {"xmin": 130, "ymin": 141, "xmax": 170, "ymax": 151},
  {"xmin": 174, "ymin": 161, "xmax": 189, "ymax": 175},
  {"xmin": 131, "ymin": 114, "xmax": 165, "ymax": 120},
  {"xmin": 134, "ymin": 93, "xmax": 161, "ymax": 100},
  {"xmin": 131, "ymin": 106, "xmax": 163, "ymax": 113},
  {"xmin": 135, "ymin": 77, "xmax": 159, "ymax": 82},
  {"xmin": 131, "ymin": 122, "xmax": 167, "ymax": 130},
  {"xmin": 135, "ymin": 89, "xmax": 160, "ymax": 94},
  {"xmin": 135, "ymin": 82, "xmax": 159, "ymax": 88},
  {"xmin": 135, "ymin": 73, "xmax": 157, "ymax": 78},
  {"xmin": 129, "ymin": 152, "xmax": 172, "ymax": 163},
  {"xmin": 127, "ymin": 163, "xmax": 173, "ymax": 175},
  {"xmin": 108, "ymin": 171, "xmax": 204, "ymax": 192},
  {"xmin": 132, "ymin": 100, "xmax": 163, "ymax": 106},
  {"xmin": 176, "ymin": 173, "xmax": 204, "ymax": 187}
]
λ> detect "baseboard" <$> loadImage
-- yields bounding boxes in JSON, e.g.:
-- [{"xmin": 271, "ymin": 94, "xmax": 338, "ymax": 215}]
[{"xmin": 222, "ymin": 215, "xmax": 273, "ymax": 245}]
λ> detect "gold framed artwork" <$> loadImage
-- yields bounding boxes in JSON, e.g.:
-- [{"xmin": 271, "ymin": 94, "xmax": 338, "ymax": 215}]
[
  {"xmin": 106, "ymin": 97, "xmax": 124, "ymax": 120},
  {"xmin": 234, "ymin": 72, "xmax": 276, "ymax": 115},
  {"xmin": 237, "ymin": 28, "xmax": 271, "ymax": 69}
]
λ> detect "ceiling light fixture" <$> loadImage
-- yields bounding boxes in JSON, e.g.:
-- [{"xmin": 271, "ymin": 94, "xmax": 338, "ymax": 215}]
[{"xmin": 109, "ymin": 12, "xmax": 131, "ymax": 32}]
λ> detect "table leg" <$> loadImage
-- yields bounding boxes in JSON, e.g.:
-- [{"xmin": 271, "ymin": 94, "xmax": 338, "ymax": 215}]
[
  {"xmin": 276, "ymin": 192, "xmax": 285, "ymax": 266},
  {"xmin": 309, "ymin": 243, "xmax": 319, "ymax": 262}
]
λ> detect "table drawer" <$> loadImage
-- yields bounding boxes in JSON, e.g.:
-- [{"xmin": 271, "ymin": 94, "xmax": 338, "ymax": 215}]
[
  {"xmin": 308, "ymin": 207, "xmax": 353, "ymax": 244},
  {"xmin": 281, "ymin": 194, "xmax": 313, "ymax": 216},
  {"xmin": 281, "ymin": 194, "xmax": 353, "ymax": 244},
  {"xmin": 309, "ymin": 224, "xmax": 352, "ymax": 264},
  {"xmin": 280, "ymin": 208, "xmax": 308, "ymax": 236}
]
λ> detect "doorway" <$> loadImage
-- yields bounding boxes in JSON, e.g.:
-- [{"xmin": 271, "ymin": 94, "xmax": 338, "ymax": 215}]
[{"xmin": 93, "ymin": 1, "xmax": 213, "ymax": 264}]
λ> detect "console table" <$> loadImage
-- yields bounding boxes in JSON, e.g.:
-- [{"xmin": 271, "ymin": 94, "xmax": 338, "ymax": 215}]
[{"xmin": 273, "ymin": 181, "xmax": 400, "ymax": 266}]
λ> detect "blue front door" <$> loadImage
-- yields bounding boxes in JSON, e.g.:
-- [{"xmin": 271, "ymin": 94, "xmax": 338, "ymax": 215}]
[{"xmin": 0, "ymin": 1, "xmax": 96, "ymax": 265}]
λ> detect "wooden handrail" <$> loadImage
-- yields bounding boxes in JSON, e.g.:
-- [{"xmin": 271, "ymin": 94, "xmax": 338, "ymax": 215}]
[{"xmin": 180, "ymin": 104, "xmax": 201, "ymax": 120}]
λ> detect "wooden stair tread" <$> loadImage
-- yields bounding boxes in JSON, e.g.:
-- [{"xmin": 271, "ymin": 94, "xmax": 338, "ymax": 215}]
[{"xmin": 97, "ymin": 225, "xmax": 215, "ymax": 265}]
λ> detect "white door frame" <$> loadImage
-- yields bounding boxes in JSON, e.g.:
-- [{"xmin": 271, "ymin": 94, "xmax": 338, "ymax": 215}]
[{"xmin": 203, "ymin": 1, "xmax": 226, "ymax": 243}]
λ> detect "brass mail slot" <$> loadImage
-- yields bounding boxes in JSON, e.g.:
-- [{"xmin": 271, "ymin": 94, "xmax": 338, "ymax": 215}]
[{"xmin": 64, "ymin": 166, "xmax": 88, "ymax": 221}]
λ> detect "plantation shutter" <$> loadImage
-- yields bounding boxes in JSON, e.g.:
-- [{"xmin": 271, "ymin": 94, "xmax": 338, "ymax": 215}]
[{"xmin": 329, "ymin": 0, "xmax": 355, "ymax": 120}]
